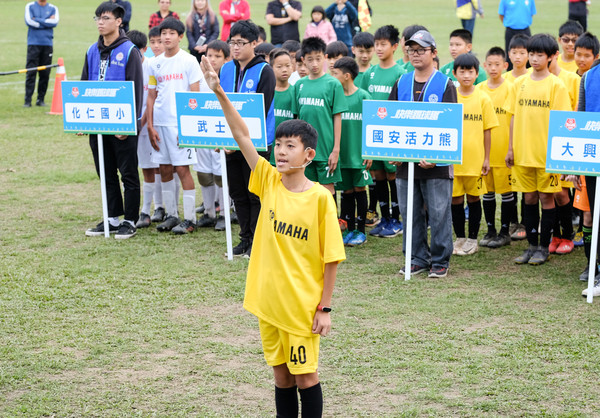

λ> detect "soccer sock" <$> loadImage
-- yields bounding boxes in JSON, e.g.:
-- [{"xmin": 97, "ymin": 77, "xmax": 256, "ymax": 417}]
[
  {"xmin": 154, "ymin": 173, "xmax": 163, "ymax": 208},
  {"xmin": 340, "ymin": 192, "xmax": 355, "ymax": 231},
  {"xmin": 524, "ymin": 203, "xmax": 540, "ymax": 247},
  {"xmin": 583, "ymin": 225, "xmax": 592, "ymax": 261},
  {"xmin": 202, "ymin": 185, "xmax": 216, "ymax": 218},
  {"xmin": 298, "ymin": 383, "xmax": 323, "ymax": 418},
  {"xmin": 520, "ymin": 193, "xmax": 526, "ymax": 224},
  {"xmin": 173, "ymin": 172, "xmax": 181, "ymax": 211},
  {"xmin": 142, "ymin": 182, "xmax": 154, "ymax": 215},
  {"xmin": 355, "ymin": 190, "xmax": 368, "ymax": 234},
  {"xmin": 182, "ymin": 189, "xmax": 196, "ymax": 222},
  {"xmin": 215, "ymin": 185, "xmax": 224, "ymax": 213},
  {"xmin": 375, "ymin": 180, "xmax": 389, "ymax": 220},
  {"xmin": 467, "ymin": 200, "xmax": 482, "ymax": 240},
  {"xmin": 557, "ymin": 202, "xmax": 574, "ymax": 240},
  {"xmin": 162, "ymin": 180, "xmax": 177, "ymax": 217},
  {"xmin": 510, "ymin": 192, "xmax": 519, "ymax": 224},
  {"xmin": 389, "ymin": 179, "xmax": 400, "ymax": 220},
  {"xmin": 275, "ymin": 386, "xmax": 298, "ymax": 418},
  {"xmin": 540, "ymin": 207, "xmax": 556, "ymax": 248},
  {"xmin": 482, "ymin": 192, "xmax": 496, "ymax": 234},
  {"xmin": 500, "ymin": 192, "xmax": 513, "ymax": 235},
  {"xmin": 368, "ymin": 183, "xmax": 377, "ymax": 212},
  {"xmin": 451, "ymin": 203, "xmax": 466, "ymax": 238},
  {"xmin": 552, "ymin": 206, "xmax": 562, "ymax": 238}
]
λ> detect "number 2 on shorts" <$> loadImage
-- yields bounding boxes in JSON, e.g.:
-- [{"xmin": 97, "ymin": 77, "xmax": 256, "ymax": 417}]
[{"xmin": 290, "ymin": 345, "xmax": 306, "ymax": 365}]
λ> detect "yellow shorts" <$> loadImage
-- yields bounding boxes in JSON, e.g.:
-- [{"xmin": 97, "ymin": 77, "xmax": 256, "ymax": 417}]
[
  {"xmin": 258, "ymin": 319, "xmax": 320, "ymax": 375},
  {"xmin": 483, "ymin": 166, "xmax": 513, "ymax": 194},
  {"xmin": 512, "ymin": 165, "xmax": 561, "ymax": 193},
  {"xmin": 561, "ymin": 179, "xmax": 574, "ymax": 189},
  {"xmin": 574, "ymin": 177, "xmax": 589, "ymax": 212},
  {"xmin": 452, "ymin": 175, "xmax": 487, "ymax": 197}
]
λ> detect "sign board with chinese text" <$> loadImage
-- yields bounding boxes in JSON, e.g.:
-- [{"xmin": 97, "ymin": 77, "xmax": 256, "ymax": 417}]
[
  {"xmin": 362, "ymin": 100, "xmax": 463, "ymax": 163},
  {"xmin": 61, "ymin": 81, "xmax": 137, "ymax": 135},
  {"xmin": 176, "ymin": 92, "xmax": 267, "ymax": 151},
  {"xmin": 546, "ymin": 110, "xmax": 600, "ymax": 175}
]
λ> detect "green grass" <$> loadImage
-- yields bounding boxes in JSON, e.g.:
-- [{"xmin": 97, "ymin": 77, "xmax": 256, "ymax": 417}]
[{"xmin": 2, "ymin": 0, "xmax": 600, "ymax": 416}]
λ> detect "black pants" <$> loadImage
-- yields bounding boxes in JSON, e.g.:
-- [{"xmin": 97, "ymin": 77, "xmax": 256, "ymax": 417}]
[
  {"xmin": 90, "ymin": 134, "xmax": 140, "ymax": 222},
  {"xmin": 569, "ymin": 2, "xmax": 587, "ymax": 31},
  {"xmin": 505, "ymin": 27, "xmax": 531, "ymax": 71},
  {"xmin": 25, "ymin": 45, "xmax": 53, "ymax": 104},
  {"xmin": 226, "ymin": 148, "xmax": 271, "ymax": 243}
]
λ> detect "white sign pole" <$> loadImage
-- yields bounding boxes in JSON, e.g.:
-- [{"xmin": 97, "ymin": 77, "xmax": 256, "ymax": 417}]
[
  {"xmin": 404, "ymin": 162, "xmax": 415, "ymax": 281},
  {"xmin": 220, "ymin": 150, "xmax": 233, "ymax": 260},
  {"xmin": 586, "ymin": 179, "xmax": 600, "ymax": 303},
  {"xmin": 97, "ymin": 134, "xmax": 110, "ymax": 238}
]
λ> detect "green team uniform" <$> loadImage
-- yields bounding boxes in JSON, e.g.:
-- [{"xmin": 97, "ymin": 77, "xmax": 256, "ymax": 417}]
[
  {"xmin": 396, "ymin": 59, "xmax": 415, "ymax": 72},
  {"xmin": 440, "ymin": 61, "xmax": 487, "ymax": 85},
  {"xmin": 292, "ymin": 73, "xmax": 348, "ymax": 184},
  {"xmin": 361, "ymin": 63, "xmax": 405, "ymax": 172},
  {"xmin": 354, "ymin": 65, "xmax": 372, "ymax": 88},
  {"xmin": 337, "ymin": 87, "xmax": 373, "ymax": 191},
  {"xmin": 270, "ymin": 87, "xmax": 295, "ymax": 166}
]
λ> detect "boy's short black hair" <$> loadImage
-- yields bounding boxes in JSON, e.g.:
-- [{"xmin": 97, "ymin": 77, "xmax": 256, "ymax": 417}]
[
  {"xmin": 148, "ymin": 26, "xmax": 161, "ymax": 39},
  {"xmin": 95, "ymin": 1, "xmax": 125, "ymax": 19},
  {"xmin": 281, "ymin": 40, "xmax": 301, "ymax": 54},
  {"xmin": 352, "ymin": 31, "xmax": 374, "ymax": 49},
  {"xmin": 333, "ymin": 56, "xmax": 359, "ymax": 80},
  {"xmin": 229, "ymin": 19, "xmax": 260, "ymax": 42},
  {"xmin": 449, "ymin": 29, "xmax": 472, "ymax": 44},
  {"xmin": 559, "ymin": 20, "xmax": 584, "ymax": 37},
  {"xmin": 509, "ymin": 34, "xmax": 530, "ymax": 50},
  {"xmin": 159, "ymin": 17, "xmax": 185, "ymax": 35},
  {"xmin": 527, "ymin": 33, "xmax": 559, "ymax": 57},
  {"xmin": 127, "ymin": 30, "xmax": 147, "ymax": 49},
  {"xmin": 486, "ymin": 46, "xmax": 506, "ymax": 60},
  {"xmin": 207, "ymin": 39, "xmax": 230, "ymax": 58},
  {"xmin": 276, "ymin": 119, "xmax": 318, "ymax": 150},
  {"xmin": 374, "ymin": 25, "xmax": 400, "ymax": 45},
  {"xmin": 301, "ymin": 37, "xmax": 327, "ymax": 56},
  {"xmin": 326, "ymin": 41, "xmax": 349, "ymax": 58},
  {"xmin": 255, "ymin": 42, "xmax": 275, "ymax": 59},
  {"xmin": 295, "ymin": 51, "xmax": 303, "ymax": 63},
  {"xmin": 453, "ymin": 53, "xmax": 480, "ymax": 72},
  {"xmin": 575, "ymin": 32, "xmax": 600, "ymax": 57},
  {"xmin": 269, "ymin": 47, "xmax": 291, "ymax": 63},
  {"xmin": 257, "ymin": 25, "xmax": 267, "ymax": 42},
  {"xmin": 402, "ymin": 24, "xmax": 428, "ymax": 41}
]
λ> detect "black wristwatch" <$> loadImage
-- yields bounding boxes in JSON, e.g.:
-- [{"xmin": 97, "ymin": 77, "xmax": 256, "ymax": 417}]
[{"xmin": 317, "ymin": 305, "xmax": 332, "ymax": 313}]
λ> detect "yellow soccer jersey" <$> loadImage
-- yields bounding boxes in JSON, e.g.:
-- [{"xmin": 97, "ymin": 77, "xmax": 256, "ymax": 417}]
[
  {"xmin": 504, "ymin": 73, "xmax": 571, "ymax": 168},
  {"xmin": 478, "ymin": 79, "xmax": 513, "ymax": 168},
  {"xmin": 503, "ymin": 68, "xmax": 532, "ymax": 84},
  {"xmin": 455, "ymin": 88, "xmax": 499, "ymax": 176},
  {"xmin": 558, "ymin": 55, "xmax": 578, "ymax": 73},
  {"xmin": 244, "ymin": 158, "xmax": 346, "ymax": 337},
  {"xmin": 558, "ymin": 69, "xmax": 581, "ymax": 111}
]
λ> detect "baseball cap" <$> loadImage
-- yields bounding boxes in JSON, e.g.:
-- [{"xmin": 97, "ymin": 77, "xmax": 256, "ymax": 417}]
[{"xmin": 406, "ymin": 30, "xmax": 436, "ymax": 49}]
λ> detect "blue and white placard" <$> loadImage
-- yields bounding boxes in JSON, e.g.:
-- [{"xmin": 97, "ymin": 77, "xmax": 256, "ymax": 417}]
[
  {"xmin": 362, "ymin": 100, "xmax": 463, "ymax": 164},
  {"xmin": 61, "ymin": 81, "xmax": 137, "ymax": 135},
  {"xmin": 176, "ymin": 92, "xmax": 267, "ymax": 151},
  {"xmin": 546, "ymin": 110, "xmax": 600, "ymax": 175}
]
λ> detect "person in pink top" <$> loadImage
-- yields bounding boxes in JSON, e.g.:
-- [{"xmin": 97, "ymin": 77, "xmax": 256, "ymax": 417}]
[
  {"xmin": 219, "ymin": 0, "xmax": 250, "ymax": 41},
  {"xmin": 304, "ymin": 6, "xmax": 337, "ymax": 45}
]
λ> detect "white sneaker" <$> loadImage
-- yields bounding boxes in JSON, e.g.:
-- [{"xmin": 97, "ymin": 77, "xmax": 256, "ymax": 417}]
[
  {"xmin": 453, "ymin": 237, "xmax": 467, "ymax": 255},
  {"xmin": 582, "ymin": 280, "xmax": 600, "ymax": 297},
  {"xmin": 458, "ymin": 238, "xmax": 479, "ymax": 256}
]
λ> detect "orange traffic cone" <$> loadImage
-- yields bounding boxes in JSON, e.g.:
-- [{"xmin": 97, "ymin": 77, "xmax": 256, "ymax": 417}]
[{"xmin": 48, "ymin": 57, "xmax": 66, "ymax": 115}]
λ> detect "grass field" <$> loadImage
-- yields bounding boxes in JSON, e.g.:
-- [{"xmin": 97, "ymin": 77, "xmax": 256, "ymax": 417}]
[{"xmin": 2, "ymin": 0, "xmax": 600, "ymax": 416}]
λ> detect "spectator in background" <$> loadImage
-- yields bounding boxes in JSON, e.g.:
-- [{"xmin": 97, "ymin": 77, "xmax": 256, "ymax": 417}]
[
  {"xmin": 219, "ymin": 0, "xmax": 250, "ymax": 41},
  {"xmin": 304, "ymin": 6, "xmax": 337, "ymax": 45},
  {"xmin": 326, "ymin": 0, "xmax": 358, "ymax": 56},
  {"xmin": 186, "ymin": 0, "xmax": 220, "ymax": 63},
  {"xmin": 456, "ymin": 0, "xmax": 483, "ymax": 36},
  {"xmin": 257, "ymin": 25, "xmax": 267, "ymax": 44},
  {"xmin": 569, "ymin": 0, "xmax": 589, "ymax": 31},
  {"xmin": 24, "ymin": 0, "xmax": 59, "ymax": 107},
  {"xmin": 348, "ymin": 0, "xmax": 371, "ymax": 36},
  {"xmin": 265, "ymin": 0, "xmax": 302, "ymax": 47},
  {"xmin": 149, "ymin": 0, "xmax": 180, "ymax": 29},
  {"xmin": 498, "ymin": 0, "xmax": 536, "ymax": 70},
  {"xmin": 111, "ymin": 0, "xmax": 131, "ymax": 32}
]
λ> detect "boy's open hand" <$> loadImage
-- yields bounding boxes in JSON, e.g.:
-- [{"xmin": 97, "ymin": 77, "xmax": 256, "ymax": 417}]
[
  {"xmin": 200, "ymin": 56, "xmax": 221, "ymax": 92},
  {"xmin": 312, "ymin": 311, "xmax": 331, "ymax": 336}
]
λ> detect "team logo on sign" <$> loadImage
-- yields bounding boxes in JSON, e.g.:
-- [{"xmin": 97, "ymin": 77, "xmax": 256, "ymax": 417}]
[
  {"xmin": 428, "ymin": 94, "xmax": 439, "ymax": 103},
  {"xmin": 189, "ymin": 98, "xmax": 198, "ymax": 110},
  {"xmin": 116, "ymin": 52, "xmax": 124, "ymax": 61},
  {"xmin": 565, "ymin": 118, "xmax": 576, "ymax": 131},
  {"xmin": 72, "ymin": 87, "xmax": 79, "ymax": 97},
  {"xmin": 377, "ymin": 107, "xmax": 387, "ymax": 119},
  {"xmin": 246, "ymin": 79, "xmax": 254, "ymax": 89}
]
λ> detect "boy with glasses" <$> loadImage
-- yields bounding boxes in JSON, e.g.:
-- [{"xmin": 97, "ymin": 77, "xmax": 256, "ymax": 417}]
[{"xmin": 557, "ymin": 20, "xmax": 584, "ymax": 72}]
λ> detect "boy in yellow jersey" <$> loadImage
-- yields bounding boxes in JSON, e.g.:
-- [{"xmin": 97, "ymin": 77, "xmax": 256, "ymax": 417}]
[
  {"xmin": 505, "ymin": 34, "xmax": 572, "ymax": 265},
  {"xmin": 503, "ymin": 34, "xmax": 530, "ymax": 84},
  {"xmin": 557, "ymin": 20, "xmax": 584, "ymax": 72},
  {"xmin": 478, "ymin": 47, "xmax": 516, "ymax": 249},
  {"xmin": 200, "ymin": 56, "xmax": 345, "ymax": 418},
  {"xmin": 451, "ymin": 53, "xmax": 499, "ymax": 256}
]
